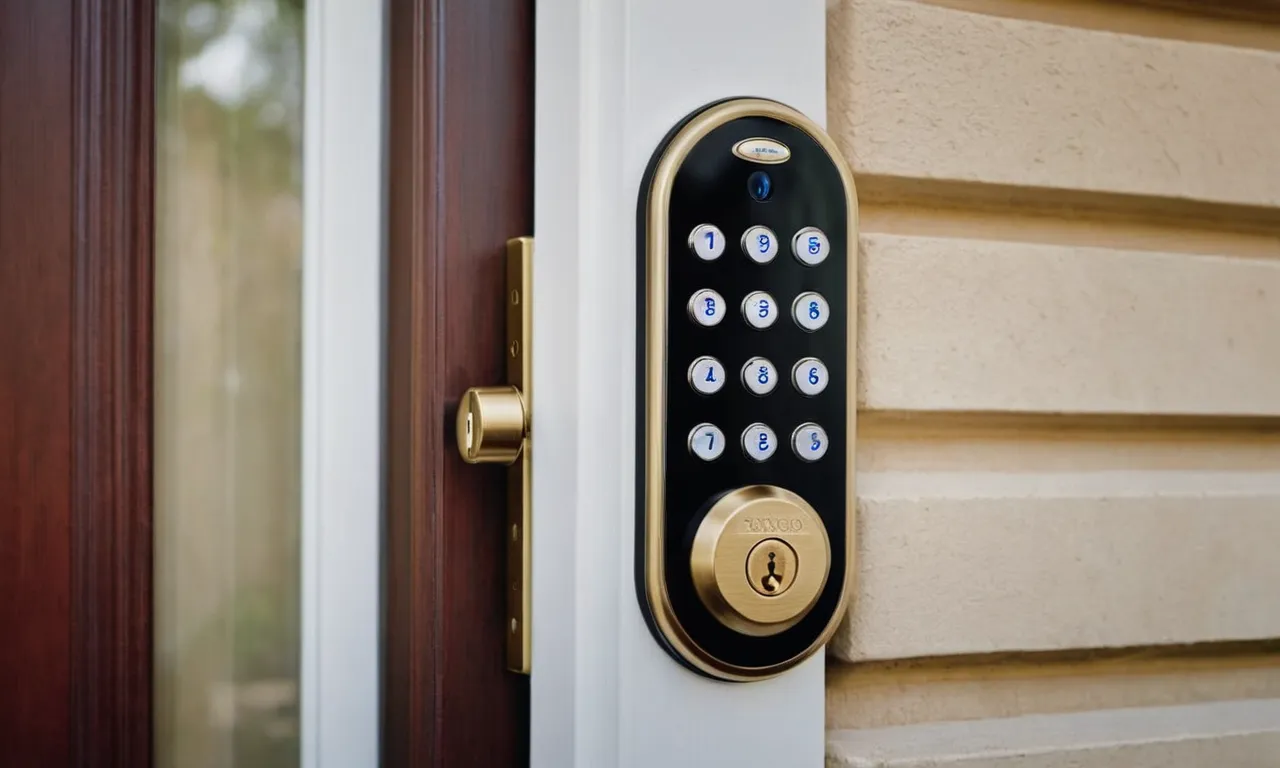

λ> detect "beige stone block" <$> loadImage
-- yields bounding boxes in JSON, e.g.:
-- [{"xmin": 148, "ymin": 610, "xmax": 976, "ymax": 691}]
[
  {"xmin": 858, "ymin": 234, "xmax": 1280, "ymax": 415},
  {"xmin": 828, "ymin": 0, "xmax": 1280, "ymax": 208},
  {"xmin": 826, "ymin": 700, "xmax": 1280, "ymax": 767},
  {"xmin": 834, "ymin": 491, "xmax": 1280, "ymax": 662},
  {"xmin": 826, "ymin": 651, "xmax": 1280, "ymax": 730}
]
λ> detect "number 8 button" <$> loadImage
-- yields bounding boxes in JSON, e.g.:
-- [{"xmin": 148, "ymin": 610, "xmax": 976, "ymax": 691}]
[
  {"xmin": 792, "ymin": 291, "xmax": 829, "ymax": 331},
  {"xmin": 741, "ymin": 357, "xmax": 777, "ymax": 396}
]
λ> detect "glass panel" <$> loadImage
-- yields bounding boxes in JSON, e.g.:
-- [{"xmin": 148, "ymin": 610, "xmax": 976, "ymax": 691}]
[{"xmin": 154, "ymin": 1, "xmax": 305, "ymax": 765}]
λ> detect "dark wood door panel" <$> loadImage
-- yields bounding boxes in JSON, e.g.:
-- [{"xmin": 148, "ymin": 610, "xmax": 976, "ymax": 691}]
[
  {"xmin": 1, "ymin": 0, "xmax": 154, "ymax": 764},
  {"xmin": 383, "ymin": 1, "xmax": 534, "ymax": 765}
]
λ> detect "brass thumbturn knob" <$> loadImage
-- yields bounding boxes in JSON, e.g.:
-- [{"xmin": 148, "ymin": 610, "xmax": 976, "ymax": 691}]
[
  {"xmin": 455, "ymin": 385, "xmax": 527, "ymax": 465},
  {"xmin": 690, "ymin": 485, "xmax": 830, "ymax": 637}
]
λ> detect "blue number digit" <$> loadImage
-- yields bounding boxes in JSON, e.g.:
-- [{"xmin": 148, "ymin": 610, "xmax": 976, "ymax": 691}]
[
  {"xmin": 808, "ymin": 367, "xmax": 819, "ymax": 385},
  {"xmin": 706, "ymin": 432, "xmax": 715, "ymax": 451},
  {"xmin": 704, "ymin": 297, "xmax": 716, "ymax": 316},
  {"xmin": 705, "ymin": 365, "xmax": 717, "ymax": 383},
  {"xmin": 705, "ymin": 231, "xmax": 715, "ymax": 250},
  {"xmin": 808, "ymin": 300, "xmax": 820, "ymax": 320},
  {"xmin": 757, "ymin": 366, "xmax": 769, "ymax": 385},
  {"xmin": 757, "ymin": 299, "xmax": 770, "ymax": 318},
  {"xmin": 758, "ymin": 432, "xmax": 769, "ymax": 452},
  {"xmin": 808, "ymin": 235, "xmax": 821, "ymax": 255},
  {"xmin": 758, "ymin": 234, "xmax": 770, "ymax": 253},
  {"xmin": 810, "ymin": 431, "xmax": 821, "ymax": 451}
]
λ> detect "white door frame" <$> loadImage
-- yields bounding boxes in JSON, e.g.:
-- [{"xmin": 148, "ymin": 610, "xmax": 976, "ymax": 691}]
[
  {"xmin": 531, "ymin": 1, "xmax": 831, "ymax": 765},
  {"xmin": 300, "ymin": 0, "xmax": 386, "ymax": 765}
]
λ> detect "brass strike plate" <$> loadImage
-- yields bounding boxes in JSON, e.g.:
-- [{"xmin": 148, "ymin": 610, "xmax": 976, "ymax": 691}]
[
  {"xmin": 635, "ymin": 98, "xmax": 859, "ymax": 682},
  {"xmin": 455, "ymin": 236, "xmax": 532, "ymax": 674}
]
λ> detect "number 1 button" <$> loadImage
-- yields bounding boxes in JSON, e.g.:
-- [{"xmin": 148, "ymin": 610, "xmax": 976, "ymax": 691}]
[
  {"xmin": 688, "ymin": 423, "xmax": 725, "ymax": 461},
  {"xmin": 688, "ymin": 288, "xmax": 726, "ymax": 326},
  {"xmin": 688, "ymin": 224, "xmax": 725, "ymax": 261}
]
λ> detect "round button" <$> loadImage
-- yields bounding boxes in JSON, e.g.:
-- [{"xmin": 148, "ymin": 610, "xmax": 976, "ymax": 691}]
[
  {"xmin": 740, "ymin": 291, "xmax": 778, "ymax": 329},
  {"xmin": 791, "ymin": 357, "xmax": 829, "ymax": 396},
  {"xmin": 741, "ymin": 422, "xmax": 777, "ymax": 462},
  {"xmin": 688, "ymin": 288, "xmax": 726, "ymax": 326},
  {"xmin": 792, "ymin": 422, "xmax": 829, "ymax": 462},
  {"xmin": 741, "ymin": 226, "xmax": 779, "ymax": 264},
  {"xmin": 688, "ymin": 224, "xmax": 725, "ymax": 261},
  {"xmin": 746, "ymin": 538, "xmax": 798, "ymax": 597},
  {"xmin": 791, "ymin": 227, "xmax": 830, "ymax": 266},
  {"xmin": 688, "ymin": 423, "xmax": 725, "ymax": 461},
  {"xmin": 687, "ymin": 356, "xmax": 726, "ymax": 395},
  {"xmin": 792, "ymin": 291, "xmax": 829, "ymax": 331},
  {"xmin": 741, "ymin": 357, "xmax": 778, "ymax": 396}
]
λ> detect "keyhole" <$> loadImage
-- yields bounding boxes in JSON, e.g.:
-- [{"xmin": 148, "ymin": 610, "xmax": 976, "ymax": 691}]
[{"xmin": 761, "ymin": 552, "xmax": 781, "ymax": 593}]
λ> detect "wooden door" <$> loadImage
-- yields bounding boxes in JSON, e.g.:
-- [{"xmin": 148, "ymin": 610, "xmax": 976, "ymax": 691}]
[
  {"xmin": 0, "ymin": 1, "xmax": 154, "ymax": 765},
  {"xmin": 382, "ymin": 1, "xmax": 535, "ymax": 766},
  {"xmin": 0, "ymin": 0, "xmax": 532, "ymax": 766}
]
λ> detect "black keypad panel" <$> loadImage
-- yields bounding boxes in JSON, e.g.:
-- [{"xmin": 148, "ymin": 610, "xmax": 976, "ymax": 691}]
[{"xmin": 636, "ymin": 104, "xmax": 851, "ymax": 674}]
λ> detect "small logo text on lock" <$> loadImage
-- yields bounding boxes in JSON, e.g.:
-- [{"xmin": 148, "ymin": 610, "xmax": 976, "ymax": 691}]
[{"xmin": 741, "ymin": 517, "xmax": 804, "ymax": 534}]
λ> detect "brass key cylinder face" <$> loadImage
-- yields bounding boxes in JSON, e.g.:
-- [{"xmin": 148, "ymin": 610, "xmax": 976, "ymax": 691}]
[{"xmin": 690, "ymin": 485, "xmax": 831, "ymax": 637}]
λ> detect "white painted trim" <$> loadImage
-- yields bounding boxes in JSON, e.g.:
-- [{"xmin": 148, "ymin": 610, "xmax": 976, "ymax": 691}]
[
  {"xmin": 531, "ymin": 1, "xmax": 828, "ymax": 765},
  {"xmin": 300, "ymin": 0, "xmax": 386, "ymax": 765}
]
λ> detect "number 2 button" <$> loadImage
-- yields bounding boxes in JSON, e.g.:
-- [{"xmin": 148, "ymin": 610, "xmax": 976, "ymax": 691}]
[
  {"xmin": 688, "ymin": 288, "xmax": 726, "ymax": 327},
  {"xmin": 741, "ymin": 226, "xmax": 779, "ymax": 264},
  {"xmin": 688, "ymin": 423, "xmax": 725, "ymax": 461}
]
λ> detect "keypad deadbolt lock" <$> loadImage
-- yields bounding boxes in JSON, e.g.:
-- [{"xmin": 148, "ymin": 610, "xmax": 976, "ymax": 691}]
[{"xmin": 635, "ymin": 98, "xmax": 858, "ymax": 681}]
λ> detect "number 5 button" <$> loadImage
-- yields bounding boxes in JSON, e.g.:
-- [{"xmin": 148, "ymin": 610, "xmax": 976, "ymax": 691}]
[
  {"xmin": 791, "ymin": 227, "xmax": 830, "ymax": 266},
  {"xmin": 688, "ymin": 423, "xmax": 725, "ymax": 461},
  {"xmin": 741, "ymin": 291, "xmax": 778, "ymax": 329},
  {"xmin": 792, "ymin": 422, "xmax": 829, "ymax": 462},
  {"xmin": 791, "ymin": 357, "xmax": 828, "ymax": 396},
  {"xmin": 792, "ymin": 291, "xmax": 829, "ymax": 331}
]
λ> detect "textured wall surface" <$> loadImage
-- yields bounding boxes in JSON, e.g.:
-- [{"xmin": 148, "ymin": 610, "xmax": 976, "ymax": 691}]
[{"xmin": 826, "ymin": 1, "xmax": 1280, "ymax": 764}]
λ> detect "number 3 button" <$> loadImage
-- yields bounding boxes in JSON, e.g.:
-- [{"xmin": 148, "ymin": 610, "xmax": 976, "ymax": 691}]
[
  {"xmin": 742, "ymin": 423, "xmax": 777, "ymax": 462},
  {"xmin": 741, "ymin": 357, "xmax": 777, "ymax": 396},
  {"xmin": 792, "ymin": 291, "xmax": 829, "ymax": 331},
  {"xmin": 688, "ymin": 288, "xmax": 726, "ymax": 326},
  {"xmin": 792, "ymin": 422, "xmax": 829, "ymax": 462}
]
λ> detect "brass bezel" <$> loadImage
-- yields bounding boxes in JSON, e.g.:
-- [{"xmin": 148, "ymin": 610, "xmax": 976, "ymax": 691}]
[{"xmin": 642, "ymin": 98, "xmax": 859, "ymax": 681}]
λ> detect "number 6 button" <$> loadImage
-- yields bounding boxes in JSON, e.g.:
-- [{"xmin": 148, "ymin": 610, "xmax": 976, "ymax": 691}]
[
  {"xmin": 792, "ymin": 422, "xmax": 829, "ymax": 462},
  {"xmin": 792, "ymin": 291, "xmax": 829, "ymax": 331},
  {"xmin": 792, "ymin": 357, "xmax": 828, "ymax": 396}
]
